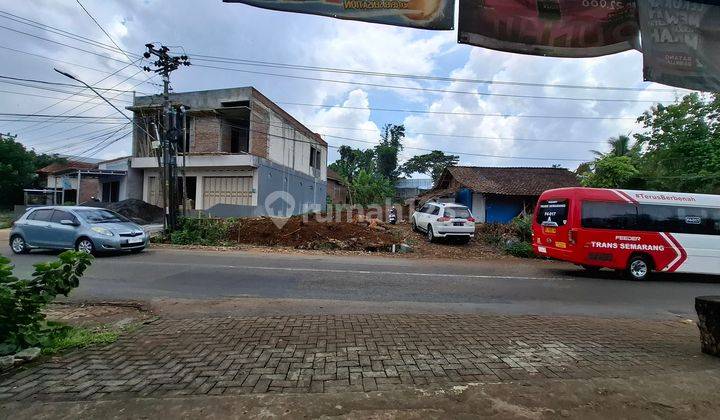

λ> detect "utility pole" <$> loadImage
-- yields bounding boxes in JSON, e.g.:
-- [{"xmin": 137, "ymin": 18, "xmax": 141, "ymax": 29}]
[{"xmin": 142, "ymin": 44, "xmax": 190, "ymax": 232}]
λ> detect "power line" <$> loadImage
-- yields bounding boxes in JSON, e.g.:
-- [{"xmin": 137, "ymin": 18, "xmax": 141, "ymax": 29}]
[
  {"xmin": 0, "ymin": 44, "xmax": 154, "ymax": 90},
  {"xmin": 74, "ymin": 1, "xmax": 161, "ymax": 88},
  {"xmin": 215, "ymin": 119, "xmax": 590, "ymax": 162},
  {"xmin": 0, "ymin": 112, "xmax": 126, "ymax": 119},
  {"xmin": 0, "ymin": 24, "xmax": 132, "ymax": 66},
  {"xmin": 307, "ymin": 124, "xmax": 604, "ymax": 144},
  {"xmin": 0, "ymin": 87, "xmax": 131, "ymax": 105},
  {"xmin": 0, "ymin": 75, "xmax": 139, "ymax": 93},
  {"xmin": 273, "ymin": 101, "xmax": 638, "ymax": 120},
  {"xmin": 193, "ymin": 62, "xmax": 676, "ymax": 104},
  {"xmin": 188, "ymin": 53, "xmax": 679, "ymax": 93},
  {"xmin": 8, "ymin": 60, "xmax": 140, "ymax": 131},
  {"xmin": 18, "ymin": 68, "xmax": 145, "ymax": 135}
]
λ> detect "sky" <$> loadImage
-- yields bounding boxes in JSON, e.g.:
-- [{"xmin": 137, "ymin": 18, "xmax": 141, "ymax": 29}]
[{"xmin": 0, "ymin": 0, "xmax": 689, "ymax": 175}]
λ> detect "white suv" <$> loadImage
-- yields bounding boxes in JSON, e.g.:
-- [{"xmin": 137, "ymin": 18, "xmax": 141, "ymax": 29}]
[{"xmin": 411, "ymin": 202, "xmax": 476, "ymax": 243}]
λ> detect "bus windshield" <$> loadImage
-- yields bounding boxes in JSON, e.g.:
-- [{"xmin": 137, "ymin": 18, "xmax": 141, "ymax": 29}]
[{"xmin": 536, "ymin": 200, "xmax": 568, "ymax": 226}]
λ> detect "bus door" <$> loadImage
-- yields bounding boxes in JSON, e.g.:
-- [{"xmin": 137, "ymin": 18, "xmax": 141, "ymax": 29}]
[{"xmin": 535, "ymin": 199, "xmax": 572, "ymax": 252}]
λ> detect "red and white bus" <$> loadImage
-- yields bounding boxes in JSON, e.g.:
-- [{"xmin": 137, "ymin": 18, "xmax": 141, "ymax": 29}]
[{"xmin": 532, "ymin": 187, "xmax": 720, "ymax": 280}]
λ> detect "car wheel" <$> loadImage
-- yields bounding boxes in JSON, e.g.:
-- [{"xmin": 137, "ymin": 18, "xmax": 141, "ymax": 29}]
[
  {"xmin": 10, "ymin": 235, "xmax": 28, "ymax": 254},
  {"xmin": 426, "ymin": 225, "xmax": 435, "ymax": 243},
  {"xmin": 75, "ymin": 238, "xmax": 95, "ymax": 255},
  {"xmin": 627, "ymin": 255, "xmax": 651, "ymax": 281}
]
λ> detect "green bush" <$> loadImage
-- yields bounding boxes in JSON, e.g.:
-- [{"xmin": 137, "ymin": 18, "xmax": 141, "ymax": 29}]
[
  {"xmin": 170, "ymin": 217, "xmax": 231, "ymax": 245},
  {"xmin": 505, "ymin": 241, "xmax": 535, "ymax": 258},
  {"xmin": 0, "ymin": 251, "xmax": 93, "ymax": 355},
  {"xmin": 510, "ymin": 213, "xmax": 533, "ymax": 243}
]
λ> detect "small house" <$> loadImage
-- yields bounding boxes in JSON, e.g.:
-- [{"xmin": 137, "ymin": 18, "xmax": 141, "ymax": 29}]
[{"xmin": 419, "ymin": 166, "xmax": 580, "ymax": 223}]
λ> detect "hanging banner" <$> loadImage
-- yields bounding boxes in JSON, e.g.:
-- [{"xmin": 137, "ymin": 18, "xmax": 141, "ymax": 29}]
[
  {"xmin": 223, "ymin": 0, "xmax": 455, "ymax": 30},
  {"xmin": 638, "ymin": 0, "xmax": 720, "ymax": 92},
  {"xmin": 458, "ymin": 0, "xmax": 640, "ymax": 57}
]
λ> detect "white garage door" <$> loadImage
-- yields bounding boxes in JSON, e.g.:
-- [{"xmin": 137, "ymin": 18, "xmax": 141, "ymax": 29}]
[{"xmin": 203, "ymin": 176, "xmax": 253, "ymax": 207}]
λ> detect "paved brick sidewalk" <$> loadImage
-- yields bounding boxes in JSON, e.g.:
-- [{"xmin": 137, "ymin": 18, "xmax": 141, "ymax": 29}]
[{"xmin": 0, "ymin": 314, "xmax": 716, "ymax": 401}]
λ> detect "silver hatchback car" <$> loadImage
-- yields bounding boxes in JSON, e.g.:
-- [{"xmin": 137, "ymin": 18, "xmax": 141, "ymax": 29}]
[{"xmin": 9, "ymin": 206, "xmax": 147, "ymax": 255}]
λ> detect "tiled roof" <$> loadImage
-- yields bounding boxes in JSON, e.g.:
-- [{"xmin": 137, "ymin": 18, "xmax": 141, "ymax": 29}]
[
  {"xmin": 326, "ymin": 168, "xmax": 344, "ymax": 182},
  {"xmin": 435, "ymin": 166, "xmax": 580, "ymax": 196},
  {"xmin": 36, "ymin": 160, "xmax": 97, "ymax": 175}
]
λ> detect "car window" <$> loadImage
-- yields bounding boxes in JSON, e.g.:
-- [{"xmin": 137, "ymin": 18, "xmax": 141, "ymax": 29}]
[
  {"xmin": 445, "ymin": 207, "xmax": 471, "ymax": 219},
  {"xmin": 28, "ymin": 209, "xmax": 53, "ymax": 222},
  {"xmin": 50, "ymin": 210, "xmax": 78, "ymax": 224},
  {"xmin": 418, "ymin": 204, "xmax": 429, "ymax": 213},
  {"xmin": 75, "ymin": 209, "xmax": 130, "ymax": 223},
  {"xmin": 430, "ymin": 205, "xmax": 440, "ymax": 215}
]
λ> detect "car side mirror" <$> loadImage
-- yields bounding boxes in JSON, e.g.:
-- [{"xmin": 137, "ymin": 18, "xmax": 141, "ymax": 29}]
[{"xmin": 60, "ymin": 219, "xmax": 79, "ymax": 226}]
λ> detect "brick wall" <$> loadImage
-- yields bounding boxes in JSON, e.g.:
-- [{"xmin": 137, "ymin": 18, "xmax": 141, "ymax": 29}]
[
  {"xmin": 79, "ymin": 178, "xmax": 100, "ymax": 203},
  {"xmin": 191, "ymin": 115, "xmax": 221, "ymax": 153},
  {"xmin": 249, "ymin": 101, "xmax": 269, "ymax": 158}
]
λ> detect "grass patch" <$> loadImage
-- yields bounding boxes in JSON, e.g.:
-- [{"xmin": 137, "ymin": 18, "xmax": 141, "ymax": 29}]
[
  {"xmin": 41, "ymin": 326, "xmax": 119, "ymax": 355},
  {"xmin": 0, "ymin": 211, "xmax": 13, "ymax": 229}
]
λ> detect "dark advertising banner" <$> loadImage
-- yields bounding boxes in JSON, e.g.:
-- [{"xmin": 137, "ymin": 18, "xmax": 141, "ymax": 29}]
[
  {"xmin": 223, "ymin": 0, "xmax": 455, "ymax": 29},
  {"xmin": 458, "ymin": 0, "xmax": 640, "ymax": 57},
  {"xmin": 638, "ymin": 0, "xmax": 720, "ymax": 92}
]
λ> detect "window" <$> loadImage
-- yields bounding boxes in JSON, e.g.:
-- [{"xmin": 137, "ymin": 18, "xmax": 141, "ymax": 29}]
[
  {"xmin": 419, "ymin": 204, "xmax": 430, "ymax": 213},
  {"xmin": 430, "ymin": 205, "xmax": 440, "ymax": 216},
  {"xmin": 310, "ymin": 146, "xmax": 321, "ymax": 171},
  {"xmin": 537, "ymin": 200, "xmax": 569, "ymax": 226},
  {"xmin": 50, "ymin": 210, "xmax": 78, "ymax": 224},
  {"xmin": 444, "ymin": 207, "xmax": 471, "ymax": 219},
  {"xmin": 637, "ymin": 205, "xmax": 720, "ymax": 235},
  {"xmin": 581, "ymin": 201, "xmax": 720, "ymax": 236},
  {"xmin": 28, "ymin": 209, "xmax": 53, "ymax": 221},
  {"xmin": 230, "ymin": 127, "xmax": 249, "ymax": 154},
  {"xmin": 75, "ymin": 209, "xmax": 129, "ymax": 223},
  {"xmin": 582, "ymin": 202, "xmax": 637, "ymax": 230}
]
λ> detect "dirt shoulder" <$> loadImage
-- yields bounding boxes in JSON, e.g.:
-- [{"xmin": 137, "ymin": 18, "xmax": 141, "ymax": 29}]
[
  {"xmin": 154, "ymin": 221, "xmax": 509, "ymax": 261},
  {"xmin": 4, "ymin": 369, "xmax": 719, "ymax": 419}
]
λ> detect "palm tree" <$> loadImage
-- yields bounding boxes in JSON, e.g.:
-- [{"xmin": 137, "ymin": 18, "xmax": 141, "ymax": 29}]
[{"xmin": 591, "ymin": 134, "xmax": 643, "ymax": 159}]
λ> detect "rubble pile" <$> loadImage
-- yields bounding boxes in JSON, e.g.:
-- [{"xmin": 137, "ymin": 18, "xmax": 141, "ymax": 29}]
[{"xmin": 226, "ymin": 214, "xmax": 399, "ymax": 251}]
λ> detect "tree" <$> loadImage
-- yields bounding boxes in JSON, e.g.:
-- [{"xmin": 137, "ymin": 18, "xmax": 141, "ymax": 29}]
[
  {"xmin": 375, "ymin": 124, "xmax": 404, "ymax": 180},
  {"xmin": 328, "ymin": 145, "xmax": 375, "ymax": 185},
  {"xmin": 634, "ymin": 93, "xmax": 720, "ymax": 193},
  {"xmin": 0, "ymin": 133, "xmax": 66, "ymax": 209},
  {"xmin": 581, "ymin": 155, "xmax": 640, "ymax": 189},
  {"xmin": 591, "ymin": 134, "xmax": 643, "ymax": 159},
  {"xmin": 401, "ymin": 150, "xmax": 459, "ymax": 181},
  {"xmin": 349, "ymin": 169, "xmax": 395, "ymax": 206}
]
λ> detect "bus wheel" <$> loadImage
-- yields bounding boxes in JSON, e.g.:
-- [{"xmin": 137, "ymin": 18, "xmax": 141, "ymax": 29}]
[{"xmin": 627, "ymin": 255, "xmax": 651, "ymax": 281}]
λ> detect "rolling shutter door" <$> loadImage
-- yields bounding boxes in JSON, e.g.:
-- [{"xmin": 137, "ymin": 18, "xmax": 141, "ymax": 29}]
[{"xmin": 203, "ymin": 176, "xmax": 252, "ymax": 207}]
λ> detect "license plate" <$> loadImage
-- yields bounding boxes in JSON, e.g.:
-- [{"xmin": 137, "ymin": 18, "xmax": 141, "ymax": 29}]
[
  {"xmin": 543, "ymin": 227, "xmax": 557, "ymax": 234},
  {"xmin": 453, "ymin": 222, "xmax": 464, "ymax": 226},
  {"xmin": 538, "ymin": 246, "xmax": 547, "ymax": 253},
  {"xmin": 127, "ymin": 237, "xmax": 143, "ymax": 244}
]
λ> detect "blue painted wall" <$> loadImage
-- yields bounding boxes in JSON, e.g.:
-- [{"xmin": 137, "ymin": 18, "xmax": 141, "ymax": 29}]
[
  {"xmin": 456, "ymin": 188, "xmax": 473, "ymax": 209},
  {"xmin": 485, "ymin": 196, "xmax": 525, "ymax": 223},
  {"xmin": 206, "ymin": 157, "xmax": 327, "ymax": 218}
]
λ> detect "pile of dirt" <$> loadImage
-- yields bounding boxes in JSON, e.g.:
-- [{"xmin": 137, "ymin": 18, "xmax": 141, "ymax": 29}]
[
  {"xmin": 80, "ymin": 199, "xmax": 164, "ymax": 224},
  {"xmin": 226, "ymin": 215, "xmax": 400, "ymax": 251},
  {"xmin": 107, "ymin": 199, "xmax": 164, "ymax": 224}
]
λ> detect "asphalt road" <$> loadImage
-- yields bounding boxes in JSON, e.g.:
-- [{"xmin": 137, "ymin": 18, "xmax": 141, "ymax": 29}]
[{"xmin": 3, "ymin": 237, "xmax": 720, "ymax": 319}]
